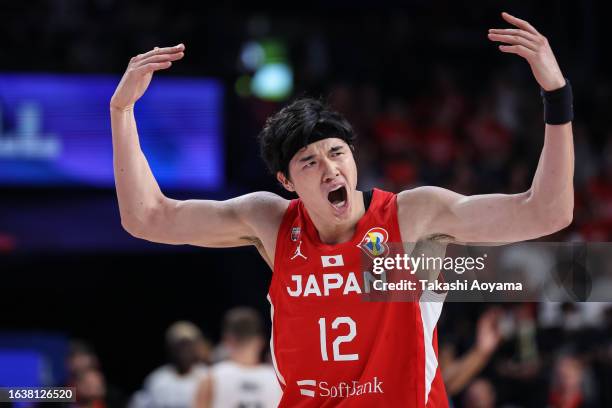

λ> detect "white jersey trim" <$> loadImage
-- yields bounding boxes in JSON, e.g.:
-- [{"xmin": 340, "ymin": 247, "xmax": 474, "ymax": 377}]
[
  {"xmin": 419, "ymin": 289, "xmax": 446, "ymax": 404},
  {"xmin": 267, "ymin": 293, "xmax": 286, "ymax": 386}
]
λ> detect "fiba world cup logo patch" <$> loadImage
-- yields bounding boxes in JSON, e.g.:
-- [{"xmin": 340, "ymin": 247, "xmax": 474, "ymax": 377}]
[
  {"xmin": 291, "ymin": 227, "xmax": 301, "ymax": 242},
  {"xmin": 358, "ymin": 227, "xmax": 389, "ymax": 258}
]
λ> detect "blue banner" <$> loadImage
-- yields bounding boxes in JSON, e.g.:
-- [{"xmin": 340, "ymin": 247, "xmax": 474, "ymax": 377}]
[{"xmin": 0, "ymin": 74, "xmax": 224, "ymax": 189}]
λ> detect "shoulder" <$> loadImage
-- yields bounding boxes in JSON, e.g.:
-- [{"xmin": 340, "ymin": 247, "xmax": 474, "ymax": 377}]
[
  {"xmin": 211, "ymin": 360, "xmax": 235, "ymax": 375},
  {"xmin": 397, "ymin": 186, "xmax": 451, "ymax": 207},
  {"xmin": 397, "ymin": 185, "xmax": 460, "ymax": 217},
  {"xmin": 230, "ymin": 191, "xmax": 290, "ymax": 237},
  {"xmin": 143, "ymin": 365, "xmax": 173, "ymax": 388},
  {"xmin": 237, "ymin": 191, "xmax": 290, "ymax": 221},
  {"xmin": 396, "ymin": 186, "xmax": 454, "ymax": 242},
  {"xmin": 234, "ymin": 192, "xmax": 291, "ymax": 263},
  {"xmin": 192, "ymin": 363, "xmax": 209, "ymax": 376}
]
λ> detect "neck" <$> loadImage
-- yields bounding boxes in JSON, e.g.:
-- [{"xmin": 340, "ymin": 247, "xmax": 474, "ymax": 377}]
[
  {"xmin": 230, "ymin": 347, "xmax": 260, "ymax": 366},
  {"xmin": 311, "ymin": 190, "xmax": 365, "ymax": 244},
  {"xmin": 559, "ymin": 386, "xmax": 581, "ymax": 397},
  {"xmin": 174, "ymin": 365, "xmax": 193, "ymax": 376}
]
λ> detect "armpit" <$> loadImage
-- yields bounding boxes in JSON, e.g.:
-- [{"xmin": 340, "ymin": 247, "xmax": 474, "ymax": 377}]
[
  {"xmin": 427, "ymin": 233, "xmax": 456, "ymax": 243},
  {"xmin": 241, "ymin": 235, "xmax": 273, "ymax": 269},
  {"xmin": 240, "ymin": 235, "xmax": 262, "ymax": 247}
]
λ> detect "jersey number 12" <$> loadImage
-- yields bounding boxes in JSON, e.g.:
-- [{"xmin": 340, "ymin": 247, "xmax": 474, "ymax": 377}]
[{"xmin": 318, "ymin": 317, "xmax": 359, "ymax": 361}]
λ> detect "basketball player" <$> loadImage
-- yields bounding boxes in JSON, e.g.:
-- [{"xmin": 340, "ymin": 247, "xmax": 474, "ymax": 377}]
[
  {"xmin": 194, "ymin": 307, "xmax": 281, "ymax": 408},
  {"xmin": 110, "ymin": 12, "xmax": 574, "ymax": 407}
]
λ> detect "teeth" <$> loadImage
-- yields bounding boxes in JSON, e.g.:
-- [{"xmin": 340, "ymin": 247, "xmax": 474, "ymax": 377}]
[{"xmin": 332, "ymin": 200, "xmax": 346, "ymax": 208}]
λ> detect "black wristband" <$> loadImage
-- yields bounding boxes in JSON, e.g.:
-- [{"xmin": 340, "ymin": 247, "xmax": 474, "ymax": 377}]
[{"xmin": 541, "ymin": 79, "xmax": 574, "ymax": 125}]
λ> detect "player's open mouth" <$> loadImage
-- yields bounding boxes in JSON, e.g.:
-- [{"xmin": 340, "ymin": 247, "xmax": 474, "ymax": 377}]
[{"xmin": 327, "ymin": 185, "xmax": 348, "ymax": 210}]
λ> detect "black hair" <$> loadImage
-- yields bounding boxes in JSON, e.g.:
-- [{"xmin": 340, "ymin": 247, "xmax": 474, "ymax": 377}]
[
  {"xmin": 222, "ymin": 307, "xmax": 264, "ymax": 343},
  {"xmin": 68, "ymin": 340, "xmax": 96, "ymax": 358},
  {"xmin": 258, "ymin": 97, "xmax": 357, "ymax": 178}
]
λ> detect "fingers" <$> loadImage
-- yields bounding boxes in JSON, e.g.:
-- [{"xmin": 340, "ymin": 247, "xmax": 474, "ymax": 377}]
[
  {"xmin": 132, "ymin": 61, "xmax": 174, "ymax": 74},
  {"xmin": 501, "ymin": 12, "xmax": 539, "ymax": 35},
  {"xmin": 497, "ymin": 44, "xmax": 535, "ymax": 59},
  {"xmin": 487, "ymin": 32, "xmax": 537, "ymax": 51},
  {"xmin": 132, "ymin": 51, "xmax": 184, "ymax": 69},
  {"xmin": 488, "ymin": 28, "xmax": 538, "ymax": 43},
  {"xmin": 131, "ymin": 43, "xmax": 185, "ymax": 63},
  {"xmin": 489, "ymin": 14, "xmax": 550, "ymax": 61},
  {"xmin": 127, "ymin": 43, "xmax": 186, "ymax": 74}
]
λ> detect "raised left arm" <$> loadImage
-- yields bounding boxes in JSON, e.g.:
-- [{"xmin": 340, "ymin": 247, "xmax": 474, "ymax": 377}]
[{"xmin": 399, "ymin": 12, "xmax": 574, "ymax": 244}]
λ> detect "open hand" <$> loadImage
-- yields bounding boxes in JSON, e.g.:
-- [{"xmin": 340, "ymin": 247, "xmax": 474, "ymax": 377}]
[
  {"xmin": 110, "ymin": 44, "xmax": 185, "ymax": 110},
  {"xmin": 488, "ymin": 12, "xmax": 565, "ymax": 91},
  {"xmin": 476, "ymin": 307, "xmax": 502, "ymax": 355}
]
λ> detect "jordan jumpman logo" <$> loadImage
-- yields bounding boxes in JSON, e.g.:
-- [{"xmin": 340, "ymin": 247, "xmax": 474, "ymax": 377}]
[{"xmin": 291, "ymin": 240, "xmax": 307, "ymax": 260}]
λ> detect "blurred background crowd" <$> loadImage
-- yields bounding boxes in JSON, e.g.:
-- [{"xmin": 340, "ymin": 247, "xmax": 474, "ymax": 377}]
[{"xmin": 1, "ymin": 0, "xmax": 612, "ymax": 407}]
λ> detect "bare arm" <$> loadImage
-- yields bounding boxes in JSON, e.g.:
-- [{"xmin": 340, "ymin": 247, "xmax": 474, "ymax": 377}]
[
  {"xmin": 111, "ymin": 44, "xmax": 287, "ymax": 248},
  {"xmin": 400, "ymin": 13, "xmax": 574, "ymax": 244},
  {"xmin": 441, "ymin": 308, "xmax": 502, "ymax": 396},
  {"xmin": 123, "ymin": 192, "xmax": 287, "ymax": 248},
  {"xmin": 194, "ymin": 374, "xmax": 213, "ymax": 408},
  {"xmin": 402, "ymin": 124, "xmax": 573, "ymax": 243}
]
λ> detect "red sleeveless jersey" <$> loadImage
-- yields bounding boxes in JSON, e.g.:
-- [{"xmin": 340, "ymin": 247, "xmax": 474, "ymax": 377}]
[{"xmin": 268, "ymin": 188, "xmax": 449, "ymax": 407}]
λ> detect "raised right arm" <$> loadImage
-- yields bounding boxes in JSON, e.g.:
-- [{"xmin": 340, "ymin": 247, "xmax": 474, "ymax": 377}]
[{"xmin": 111, "ymin": 44, "xmax": 287, "ymax": 249}]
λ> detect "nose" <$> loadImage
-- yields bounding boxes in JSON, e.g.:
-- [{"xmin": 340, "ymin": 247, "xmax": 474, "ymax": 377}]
[{"xmin": 321, "ymin": 157, "xmax": 340, "ymax": 183}]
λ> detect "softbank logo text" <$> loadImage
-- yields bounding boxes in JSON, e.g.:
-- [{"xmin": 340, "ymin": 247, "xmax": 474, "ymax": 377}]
[{"xmin": 296, "ymin": 377, "xmax": 384, "ymax": 398}]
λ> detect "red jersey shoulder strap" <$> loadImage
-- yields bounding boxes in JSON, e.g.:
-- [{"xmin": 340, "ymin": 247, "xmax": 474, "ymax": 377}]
[
  {"xmin": 273, "ymin": 198, "xmax": 300, "ymax": 272},
  {"xmin": 367, "ymin": 188, "xmax": 400, "ymax": 228}
]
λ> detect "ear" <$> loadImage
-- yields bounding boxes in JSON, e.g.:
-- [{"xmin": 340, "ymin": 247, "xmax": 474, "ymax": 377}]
[
  {"xmin": 276, "ymin": 171, "xmax": 295, "ymax": 192},
  {"xmin": 255, "ymin": 335, "xmax": 266, "ymax": 351}
]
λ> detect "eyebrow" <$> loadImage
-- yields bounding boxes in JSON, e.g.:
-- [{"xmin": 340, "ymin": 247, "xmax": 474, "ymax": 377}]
[
  {"xmin": 299, "ymin": 154, "xmax": 316, "ymax": 163},
  {"xmin": 298, "ymin": 146, "xmax": 345, "ymax": 163}
]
